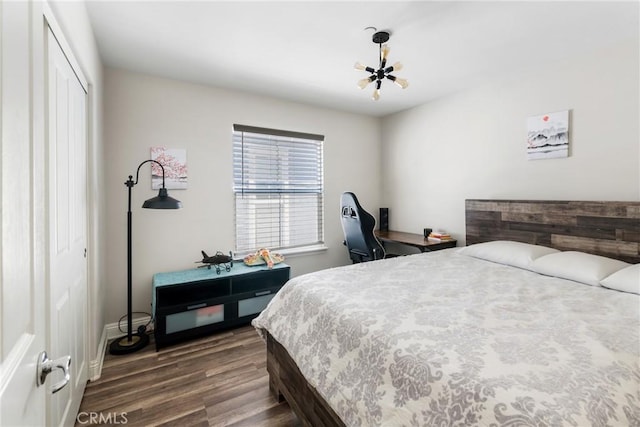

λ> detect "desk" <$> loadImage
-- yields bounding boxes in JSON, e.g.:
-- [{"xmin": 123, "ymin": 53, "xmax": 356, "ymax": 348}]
[{"xmin": 375, "ymin": 230, "xmax": 457, "ymax": 252}]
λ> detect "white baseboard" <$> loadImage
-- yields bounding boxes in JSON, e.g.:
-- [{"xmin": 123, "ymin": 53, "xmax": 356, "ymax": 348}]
[
  {"xmin": 88, "ymin": 316, "xmax": 153, "ymax": 381},
  {"xmin": 88, "ymin": 327, "xmax": 107, "ymax": 381}
]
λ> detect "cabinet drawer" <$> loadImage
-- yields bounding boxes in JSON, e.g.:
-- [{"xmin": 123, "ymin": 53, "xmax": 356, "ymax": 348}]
[
  {"xmin": 157, "ymin": 279, "xmax": 230, "ymax": 308},
  {"xmin": 165, "ymin": 303, "xmax": 225, "ymax": 334},
  {"xmin": 232, "ymin": 268, "xmax": 289, "ymax": 294},
  {"xmin": 238, "ymin": 292, "xmax": 275, "ymax": 317}
]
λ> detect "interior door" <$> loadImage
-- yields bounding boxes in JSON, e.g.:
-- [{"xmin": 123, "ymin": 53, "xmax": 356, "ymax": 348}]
[
  {"xmin": 0, "ymin": 1, "xmax": 47, "ymax": 425},
  {"xmin": 47, "ymin": 25, "xmax": 89, "ymax": 426}
]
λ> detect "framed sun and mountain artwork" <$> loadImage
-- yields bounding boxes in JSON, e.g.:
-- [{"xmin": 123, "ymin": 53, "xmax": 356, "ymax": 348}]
[
  {"xmin": 526, "ymin": 110, "xmax": 569, "ymax": 160},
  {"xmin": 150, "ymin": 146, "xmax": 188, "ymax": 189}
]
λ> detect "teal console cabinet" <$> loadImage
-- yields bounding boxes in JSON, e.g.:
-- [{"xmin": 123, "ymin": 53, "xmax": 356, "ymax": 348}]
[{"xmin": 152, "ymin": 263, "xmax": 290, "ymax": 350}]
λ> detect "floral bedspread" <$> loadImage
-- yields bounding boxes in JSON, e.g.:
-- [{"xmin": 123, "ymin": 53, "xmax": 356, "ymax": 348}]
[{"xmin": 252, "ymin": 249, "xmax": 640, "ymax": 426}]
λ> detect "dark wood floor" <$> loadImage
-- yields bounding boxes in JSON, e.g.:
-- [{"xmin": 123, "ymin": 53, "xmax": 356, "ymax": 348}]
[{"xmin": 76, "ymin": 326, "xmax": 300, "ymax": 427}]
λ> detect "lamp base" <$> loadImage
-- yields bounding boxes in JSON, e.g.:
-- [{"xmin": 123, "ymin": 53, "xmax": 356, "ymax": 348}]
[{"xmin": 109, "ymin": 332, "xmax": 149, "ymax": 355}]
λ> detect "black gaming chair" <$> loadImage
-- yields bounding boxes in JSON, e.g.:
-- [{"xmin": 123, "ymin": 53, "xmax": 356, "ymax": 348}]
[{"xmin": 340, "ymin": 192, "xmax": 386, "ymax": 263}]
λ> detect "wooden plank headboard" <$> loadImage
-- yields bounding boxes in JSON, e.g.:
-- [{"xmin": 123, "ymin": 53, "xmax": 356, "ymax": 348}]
[{"xmin": 465, "ymin": 199, "xmax": 640, "ymax": 264}]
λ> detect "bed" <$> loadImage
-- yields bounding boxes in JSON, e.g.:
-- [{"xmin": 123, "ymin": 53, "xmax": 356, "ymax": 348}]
[{"xmin": 252, "ymin": 200, "xmax": 640, "ymax": 426}]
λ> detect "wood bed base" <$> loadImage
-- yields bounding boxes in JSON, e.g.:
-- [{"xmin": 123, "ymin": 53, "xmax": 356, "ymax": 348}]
[
  {"xmin": 266, "ymin": 332, "xmax": 344, "ymax": 427},
  {"xmin": 265, "ymin": 200, "xmax": 640, "ymax": 426}
]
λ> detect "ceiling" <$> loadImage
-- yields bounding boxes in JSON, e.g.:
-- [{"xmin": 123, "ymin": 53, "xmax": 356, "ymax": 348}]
[{"xmin": 85, "ymin": 1, "xmax": 639, "ymax": 117}]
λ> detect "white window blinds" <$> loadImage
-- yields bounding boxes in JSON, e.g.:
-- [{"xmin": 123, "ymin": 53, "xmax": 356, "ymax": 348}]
[{"xmin": 233, "ymin": 124, "xmax": 324, "ymax": 253}]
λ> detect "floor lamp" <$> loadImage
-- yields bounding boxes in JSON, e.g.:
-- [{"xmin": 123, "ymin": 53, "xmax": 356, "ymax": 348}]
[{"xmin": 109, "ymin": 159, "xmax": 182, "ymax": 355}]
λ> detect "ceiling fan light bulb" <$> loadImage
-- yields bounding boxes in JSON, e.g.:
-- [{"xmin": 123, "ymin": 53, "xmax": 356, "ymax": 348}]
[
  {"xmin": 380, "ymin": 44, "xmax": 390, "ymax": 61},
  {"xmin": 392, "ymin": 61, "xmax": 403, "ymax": 72},
  {"xmin": 394, "ymin": 78, "xmax": 409, "ymax": 89},
  {"xmin": 372, "ymin": 89, "xmax": 380, "ymax": 101},
  {"xmin": 357, "ymin": 77, "xmax": 372, "ymax": 90},
  {"xmin": 354, "ymin": 61, "xmax": 366, "ymax": 71}
]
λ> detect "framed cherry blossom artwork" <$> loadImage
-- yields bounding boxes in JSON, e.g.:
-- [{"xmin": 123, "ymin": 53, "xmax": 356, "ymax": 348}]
[
  {"xmin": 150, "ymin": 147, "xmax": 188, "ymax": 189},
  {"xmin": 526, "ymin": 110, "xmax": 569, "ymax": 160}
]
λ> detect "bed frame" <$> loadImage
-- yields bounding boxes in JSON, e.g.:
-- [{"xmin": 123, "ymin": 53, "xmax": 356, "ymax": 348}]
[
  {"xmin": 266, "ymin": 199, "xmax": 640, "ymax": 426},
  {"xmin": 267, "ymin": 332, "xmax": 344, "ymax": 427},
  {"xmin": 465, "ymin": 199, "xmax": 640, "ymax": 263}
]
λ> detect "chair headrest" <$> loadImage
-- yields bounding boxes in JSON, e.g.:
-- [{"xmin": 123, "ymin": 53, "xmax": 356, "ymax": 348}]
[{"xmin": 341, "ymin": 206, "xmax": 357, "ymax": 218}]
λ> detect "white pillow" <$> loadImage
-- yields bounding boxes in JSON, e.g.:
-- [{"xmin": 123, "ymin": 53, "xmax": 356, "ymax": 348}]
[
  {"xmin": 600, "ymin": 264, "xmax": 640, "ymax": 295},
  {"xmin": 532, "ymin": 251, "xmax": 630, "ymax": 287},
  {"xmin": 459, "ymin": 241, "xmax": 559, "ymax": 270}
]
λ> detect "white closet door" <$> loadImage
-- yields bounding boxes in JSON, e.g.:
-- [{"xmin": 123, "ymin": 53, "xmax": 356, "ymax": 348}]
[{"xmin": 47, "ymin": 25, "xmax": 88, "ymax": 427}]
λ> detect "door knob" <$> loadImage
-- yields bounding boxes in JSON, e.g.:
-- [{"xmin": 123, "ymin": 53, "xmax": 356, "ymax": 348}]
[{"xmin": 37, "ymin": 351, "xmax": 71, "ymax": 394}]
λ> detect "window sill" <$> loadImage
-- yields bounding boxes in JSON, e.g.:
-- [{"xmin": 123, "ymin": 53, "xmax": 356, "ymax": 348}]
[
  {"xmin": 278, "ymin": 245, "xmax": 328, "ymax": 258},
  {"xmin": 234, "ymin": 244, "xmax": 328, "ymax": 260}
]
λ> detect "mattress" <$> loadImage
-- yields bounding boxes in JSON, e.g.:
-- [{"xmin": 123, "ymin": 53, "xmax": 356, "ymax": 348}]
[{"xmin": 253, "ymin": 248, "xmax": 639, "ymax": 426}]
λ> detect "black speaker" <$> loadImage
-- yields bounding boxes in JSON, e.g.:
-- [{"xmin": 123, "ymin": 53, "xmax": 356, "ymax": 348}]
[{"xmin": 379, "ymin": 208, "xmax": 389, "ymax": 231}]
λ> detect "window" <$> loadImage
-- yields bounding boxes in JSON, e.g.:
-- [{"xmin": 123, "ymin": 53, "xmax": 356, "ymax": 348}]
[{"xmin": 233, "ymin": 124, "xmax": 324, "ymax": 254}]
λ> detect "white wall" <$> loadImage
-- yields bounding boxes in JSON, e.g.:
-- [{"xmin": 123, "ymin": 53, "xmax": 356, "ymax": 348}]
[
  {"xmin": 46, "ymin": 0, "xmax": 106, "ymax": 371},
  {"xmin": 103, "ymin": 68, "xmax": 381, "ymax": 324},
  {"xmin": 381, "ymin": 39, "xmax": 640, "ymax": 247}
]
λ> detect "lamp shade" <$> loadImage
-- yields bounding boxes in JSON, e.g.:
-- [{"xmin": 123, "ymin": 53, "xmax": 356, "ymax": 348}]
[{"xmin": 142, "ymin": 187, "xmax": 182, "ymax": 209}]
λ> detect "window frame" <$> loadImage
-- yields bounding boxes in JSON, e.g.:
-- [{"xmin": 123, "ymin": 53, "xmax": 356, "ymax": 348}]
[{"xmin": 232, "ymin": 124, "xmax": 326, "ymax": 257}]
